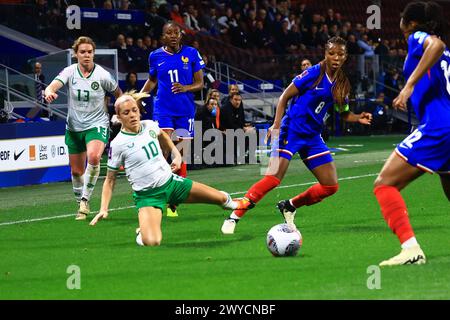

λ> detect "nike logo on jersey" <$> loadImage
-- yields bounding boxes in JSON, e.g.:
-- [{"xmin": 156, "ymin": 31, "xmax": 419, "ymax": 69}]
[
  {"xmin": 315, "ymin": 86, "xmax": 324, "ymax": 90},
  {"xmin": 158, "ymin": 62, "xmax": 165, "ymax": 67},
  {"xmin": 127, "ymin": 143, "xmax": 135, "ymax": 148},
  {"xmin": 72, "ymin": 78, "xmax": 77, "ymax": 85},
  {"xmin": 14, "ymin": 149, "xmax": 25, "ymax": 161}
]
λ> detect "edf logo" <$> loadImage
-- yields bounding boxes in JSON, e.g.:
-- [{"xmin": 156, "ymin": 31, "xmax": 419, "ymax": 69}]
[{"xmin": 66, "ymin": 5, "xmax": 81, "ymax": 30}]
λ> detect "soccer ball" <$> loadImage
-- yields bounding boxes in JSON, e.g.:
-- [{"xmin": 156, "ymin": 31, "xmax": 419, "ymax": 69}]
[{"xmin": 266, "ymin": 223, "xmax": 302, "ymax": 257}]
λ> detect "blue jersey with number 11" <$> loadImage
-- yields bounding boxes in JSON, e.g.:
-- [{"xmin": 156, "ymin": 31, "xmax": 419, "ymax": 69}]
[
  {"xmin": 149, "ymin": 45, "xmax": 205, "ymax": 117},
  {"xmin": 404, "ymin": 31, "xmax": 450, "ymax": 129}
]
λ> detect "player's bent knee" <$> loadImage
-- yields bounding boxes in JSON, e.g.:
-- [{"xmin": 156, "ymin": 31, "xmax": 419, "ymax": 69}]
[
  {"xmin": 142, "ymin": 237, "xmax": 162, "ymax": 246},
  {"xmin": 71, "ymin": 169, "xmax": 84, "ymax": 177},
  {"xmin": 141, "ymin": 233, "xmax": 162, "ymax": 246},
  {"xmin": 87, "ymin": 154, "xmax": 102, "ymax": 165}
]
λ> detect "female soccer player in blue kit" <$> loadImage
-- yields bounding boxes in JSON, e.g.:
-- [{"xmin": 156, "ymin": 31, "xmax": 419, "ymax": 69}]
[
  {"xmin": 141, "ymin": 22, "xmax": 205, "ymax": 217},
  {"xmin": 373, "ymin": 1, "xmax": 450, "ymax": 266},
  {"xmin": 221, "ymin": 37, "xmax": 373, "ymax": 234}
]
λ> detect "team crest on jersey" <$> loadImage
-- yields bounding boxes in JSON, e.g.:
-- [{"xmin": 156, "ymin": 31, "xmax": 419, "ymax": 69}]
[
  {"xmin": 181, "ymin": 56, "xmax": 189, "ymax": 69},
  {"xmin": 91, "ymin": 81, "xmax": 99, "ymax": 90},
  {"xmin": 149, "ymin": 130, "xmax": 157, "ymax": 139}
]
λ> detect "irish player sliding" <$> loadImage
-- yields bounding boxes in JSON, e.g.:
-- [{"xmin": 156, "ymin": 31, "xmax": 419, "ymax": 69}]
[
  {"xmin": 221, "ymin": 37, "xmax": 372, "ymax": 234},
  {"xmin": 89, "ymin": 92, "xmax": 247, "ymax": 246}
]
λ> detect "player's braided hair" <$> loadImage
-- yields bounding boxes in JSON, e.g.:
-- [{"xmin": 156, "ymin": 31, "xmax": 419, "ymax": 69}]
[
  {"xmin": 311, "ymin": 37, "xmax": 351, "ymax": 111},
  {"xmin": 401, "ymin": 1, "xmax": 448, "ymax": 45},
  {"xmin": 114, "ymin": 90, "xmax": 150, "ymax": 115}
]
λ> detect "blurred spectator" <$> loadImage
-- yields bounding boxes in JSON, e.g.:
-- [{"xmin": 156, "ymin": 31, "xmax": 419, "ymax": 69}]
[
  {"xmin": 125, "ymin": 72, "xmax": 139, "ymax": 91},
  {"xmin": 28, "ymin": 62, "xmax": 48, "ymax": 119},
  {"xmin": 301, "ymin": 59, "xmax": 312, "ymax": 71},
  {"xmin": 218, "ymin": 7, "xmax": 234, "ymax": 34},
  {"xmin": 183, "ymin": 5, "xmax": 201, "ymax": 32},
  {"xmin": 132, "ymin": 38, "xmax": 148, "ymax": 71},
  {"xmin": 144, "ymin": 2, "xmax": 167, "ymax": 39},
  {"xmin": 170, "ymin": 4, "xmax": 184, "ymax": 26},
  {"xmin": 113, "ymin": 33, "xmax": 131, "ymax": 69},
  {"xmin": 251, "ymin": 20, "xmax": 273, "ymax": 48},
  {"xmin": 325, "ymin": 8, "xmax": 336, "ymax": 27},
  {"xmin": 196, "ymin": 95, "xmax": 221, "ymax": 132},
  {"xmin": 221, "ymin": 84, "xmax": 240, "ymax": 107},
  {"xmin": 220, "ymin": 92, "xmax": 253, "ymax": 133},
  {"xmin": 375, "ymin": 39, "xmax": 390, "ymax": 71},
  {"xmin": 297, "ymin": 2, "xmax": 312, "ymax": 29},
  {"xmin": 103, "ymin": 1, "xmax": 113, "ymax": 10},
  {"xmin": 384, "ymin": 68, "xmax": 401, "ymax": 104},
  {"xmin": 347, "ymin": 34, "xmax": 362, "ymax": 55},
  {"xmin": 200, "ymin": 7, "xmax": 221, "ymax": 35}
]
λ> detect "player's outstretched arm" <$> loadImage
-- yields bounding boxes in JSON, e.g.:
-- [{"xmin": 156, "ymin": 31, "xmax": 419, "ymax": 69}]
[
  {"xmin": 158, "ymin": 131, "xmax": 182, "ymax": 172},
  {"xmin": 90, "ymin": 170, "xmax": 117, "ymax": 225},
  {"xmin": 140, "ymin": 77, "xmax": 157, "ymax": 94},
  {"xmin": 44, "ymin": 80, "xmax": 63, "ymax": 103},
  {"xmin": 341, "ymin": 111, "xmax": 372, "ymax": 125},
  {"xmin": 393, "ymin": 36, "xmax": 445, "ymax": 110},
  {"xmin": 265, "ymin": 83, "xmax": 299, "ymax": 143}
]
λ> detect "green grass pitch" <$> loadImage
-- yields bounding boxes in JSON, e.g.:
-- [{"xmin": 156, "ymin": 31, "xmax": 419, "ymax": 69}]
[{"xmin": 0, "ymin": 135, "xmax": 449, "ymax": 299}]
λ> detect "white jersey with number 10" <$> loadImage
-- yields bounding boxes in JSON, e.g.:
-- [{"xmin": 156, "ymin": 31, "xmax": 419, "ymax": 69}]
[{"xmin": 107, "ymin": 120, "xmax": 172, "ymax": 192}]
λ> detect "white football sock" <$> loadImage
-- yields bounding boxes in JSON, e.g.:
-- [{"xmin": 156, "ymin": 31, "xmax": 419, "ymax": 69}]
[
  {"xmin": 220, "ymin": 191, "xmax": 237, "ymax": 210},
  {"xmin": 401, "ymin": 237, "xmax": 418, "ymax": 249},
  {"xmin": 230, "ymin": 212, "xmax": 241, "ymax": 220},
  {"xmin": 71, "ymin": 174, "xmax": 84, "ymax": 203},
  {"xmin": 81, "ymin": 164, "xmax": 100, "ymax": 201}
]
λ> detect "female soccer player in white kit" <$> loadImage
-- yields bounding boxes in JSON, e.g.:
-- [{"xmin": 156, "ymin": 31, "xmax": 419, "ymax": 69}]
[
  {"xmin": 44, "ymin": 36, "xmax": 122, "ymax": 220},
  {"xmin": 89, "ymin": 91, "xmax": 245, "ymax": 246}
]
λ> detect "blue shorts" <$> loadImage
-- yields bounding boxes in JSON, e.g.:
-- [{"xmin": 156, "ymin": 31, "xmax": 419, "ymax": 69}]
[
  {"xmin": 396, "ymin": 126, "xmax": 450, "ymax": 174},
  {"xmin": 271, "ymin": 122, "xmax": 333, "ymax": 170},
  {"xmin": 153, "ymin": 114, "xmax": 195, "ymax": 139}
]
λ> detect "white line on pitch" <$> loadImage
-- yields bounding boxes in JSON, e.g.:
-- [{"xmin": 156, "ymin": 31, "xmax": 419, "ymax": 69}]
[{"xmin": 0, "ymin": 173, "xmax": 378, "ymax": 227}]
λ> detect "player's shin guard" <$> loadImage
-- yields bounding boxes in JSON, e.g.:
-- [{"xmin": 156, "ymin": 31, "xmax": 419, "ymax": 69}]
[
  {"xmin": 290, "ymin": 183, "xmax": 339, "ymax": 208},
  {"xmin": 81, "ymin": 164, "xmax": 100, "ymax": 201},
  {"xmin": 71, "ymin": 174, "xmax": 84, "ymax": 203},
  {"xmin": 374, "ymin": 185, "xmax": 415, "ymax": 244},
  {"xmin": 234, "ymin": 175, "xmax": 281, "ymax": 218}
]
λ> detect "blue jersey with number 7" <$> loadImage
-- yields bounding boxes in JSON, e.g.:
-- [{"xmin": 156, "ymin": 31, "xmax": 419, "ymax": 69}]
[
  {"xmin": 403, "ymin": 31, "xmax": 450, "ymax": 129},
  {"xmin": 149, "ymin": 45, "xmax": 205, "ymax": 117}
]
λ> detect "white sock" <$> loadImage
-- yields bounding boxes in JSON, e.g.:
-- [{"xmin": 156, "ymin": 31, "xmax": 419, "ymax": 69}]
[
  {"xmin": 220, "ymin": 191, "xmax": 237, "ymax": 210},
  {"xmin": 71, "ymin": 174, "xmax": 84, "ymax": 203},
  {"xmin": 230, "ymin": 212, "xmax": 240, "ymax": 220},
  {"xmin": 401, "ymin": 237, "xmax": 418, "ymax": 249},
  {"xmin": 81, "ymin": 164, "xmax": 100, "ymax": 201}
]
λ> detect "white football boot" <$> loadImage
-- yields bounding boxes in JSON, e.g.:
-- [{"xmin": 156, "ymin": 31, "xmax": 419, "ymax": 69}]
[
  {"xmin": 75, "ymin": 198, "xmax": 90, "ymax": 220},
  {"xmin": 379, "ymin": 245, "xmax": 426, "ymax": 266},
  {"xmin": 277, "ymin": 200, "xmax": 297, "ymax": 229},
  {"xmin": 221, "ymin": 219, "xmax": 237, "ymax": 235}
]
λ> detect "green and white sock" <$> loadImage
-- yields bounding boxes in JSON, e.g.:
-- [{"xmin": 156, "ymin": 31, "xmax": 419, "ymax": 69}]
[
  {"xmin": 220, "ymin": 191, "xmax": 237, "ymax": 210},
  {"xmin": 81, "ymin": 164, "xmax": 100, "ymax": 201},
  {"xmin": 71, "ymin": 174, "xmax": 84, "ymax": 203}
]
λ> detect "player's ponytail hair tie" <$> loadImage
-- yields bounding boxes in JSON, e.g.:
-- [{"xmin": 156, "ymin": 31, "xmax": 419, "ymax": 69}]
[{"xmin": 114, "ymin": 90, "xmax": 150, "ymax": 115}]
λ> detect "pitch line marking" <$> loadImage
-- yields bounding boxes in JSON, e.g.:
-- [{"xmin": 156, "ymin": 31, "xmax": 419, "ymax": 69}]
[{"xmin": 0, "ymin": 173, "xmax": 378, "ymax": 227}]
